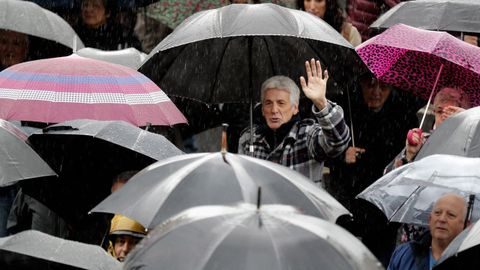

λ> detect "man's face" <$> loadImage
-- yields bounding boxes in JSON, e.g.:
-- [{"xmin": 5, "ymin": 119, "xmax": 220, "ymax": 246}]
[
  {"xmin": 429, "ymin": 195, "xmax": 466, "ymax": 245},
  {"xmin": 81, "ymin": 0, "xmax": 108, "ymax": 28},
  {"xmin": 113, "ymin": 235, "xmax": 141, "ymax": 262},
  {"xmin": 360, "ymin": 77, "xmax": 391, "ymax": 111},
  {"xmin": 262, "ymin": 88, "xmax": 298, "ymax": 131},
  {"xmin": 0, "ymin": 30, "xmax": 28, "ymax": 68}
]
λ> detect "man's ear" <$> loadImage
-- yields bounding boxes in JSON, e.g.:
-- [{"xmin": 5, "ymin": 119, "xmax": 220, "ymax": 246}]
[{"xmin": 293, "ymin": 104, "xmax": 299, "ymax": 115}]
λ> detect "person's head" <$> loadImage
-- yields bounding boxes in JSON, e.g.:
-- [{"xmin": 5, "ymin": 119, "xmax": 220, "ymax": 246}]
[
  {"xmin": 261, "ymin": 75, "xmax": 300, "ymax": 131},
  {"xmin": 0, "ymin": 30, "xmax": 29, "ymax": 69},
  {"xmin": 429, "ymin": 193, "xmax": 468, "ymax": 246},
  {"xmin": 433, "ymin": 87, "xmax": 470, "ymax": 127},
  {"xmin": 111, "ymin": 170, "xmax": 138, "ymax": 193},
  {"xmin": 80, "ymin": 0, "xmax": 111, "ymax": 29},
  {"xmin": 109, "ymin": 214, "xmax": 147, "ymax": 262},
  {"xmin": 463, "ymin": 35, "xmax": 478, "ymax": 47},
  {"xmin": 298, "ymin": 0, "xmax": 343, "ymax": 32},
  {"xmin": 359, "ymin": 75, "xmax": 392, "ymax": 112}
]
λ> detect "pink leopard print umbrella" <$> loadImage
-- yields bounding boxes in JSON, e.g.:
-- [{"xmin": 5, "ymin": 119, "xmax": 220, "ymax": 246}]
[{"xmin": 356, "ymin": 23, "xmax": 480, "ymax": 106}]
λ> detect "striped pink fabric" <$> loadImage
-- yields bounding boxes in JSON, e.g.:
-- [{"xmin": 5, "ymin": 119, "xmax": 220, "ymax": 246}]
[{"xmin": 0, "ymin": 55, "xmax": 187, "ymax": 126}]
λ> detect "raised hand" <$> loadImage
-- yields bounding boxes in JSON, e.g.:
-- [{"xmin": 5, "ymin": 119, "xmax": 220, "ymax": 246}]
[{"xmin": 300, "ymin": 58, "xmax": 329, "ymax": 110}]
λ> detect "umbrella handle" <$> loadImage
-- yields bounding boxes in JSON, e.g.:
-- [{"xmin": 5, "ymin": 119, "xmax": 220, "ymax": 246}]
[
  {"xmin": 465, "ymin": 194, "xmax": 475, "ymax": 229},
  {"xmin": 419, "ymin": 64, "xmax": 444, "ymax": 130}
]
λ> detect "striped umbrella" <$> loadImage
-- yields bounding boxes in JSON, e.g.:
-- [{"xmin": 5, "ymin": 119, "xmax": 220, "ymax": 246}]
[{"xmin": 0, "ymin": 54, "xmax": 187, "ymax": 126}]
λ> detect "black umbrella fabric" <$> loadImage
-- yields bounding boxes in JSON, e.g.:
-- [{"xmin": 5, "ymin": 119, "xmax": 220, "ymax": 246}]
[
  {"xmin": 0, "ymin": 230, "xmax": 121, "ymax": 270},
  {"xmin": 25, "ymin": 119, "xmax": 183, "ymax": 222},
  {"xmin": 124, "ymin": 204, "xmax": 382, "ymax": 270},
  {"xmin": 139, "ymin": 3, "xmax": 366, "ymax": 104},
  {"xmin": 91, "ymin": 152, "xmax": 351, "ymax": 229},
  {"xmin": 370, "ymin": 0, "xmax": 480, "ymax": 35},
  {"xmin": 0, "ymin": 119, "xmax": 56, "ymax": 186}
]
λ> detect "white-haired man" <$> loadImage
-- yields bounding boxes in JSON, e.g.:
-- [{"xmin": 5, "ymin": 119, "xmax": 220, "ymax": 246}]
[{"xmin": 238, "ymin": 59, "xmax": 350, "ymax": 185}]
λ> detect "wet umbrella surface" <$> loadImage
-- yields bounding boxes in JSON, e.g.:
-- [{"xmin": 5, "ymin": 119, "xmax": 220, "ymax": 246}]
[
  {"xmin": 0, "ymin": 230, "xmax": 121, "ymax": 270},
  {"xmin": 91, "ymin": 151, "xmax": 351, "ymax": 229},
  {"xmin": 123, "ymin": 204, "xmax": 382, "ymax": 270}
]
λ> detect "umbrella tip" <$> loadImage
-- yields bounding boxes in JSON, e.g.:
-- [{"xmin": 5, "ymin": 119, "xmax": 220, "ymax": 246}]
[{"xmin": 221, "ymin": 123, "xmax": 229, "ymax": 155}]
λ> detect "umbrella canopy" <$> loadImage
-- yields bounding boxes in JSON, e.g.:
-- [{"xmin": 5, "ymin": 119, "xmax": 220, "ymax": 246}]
[
  {"xmin": 76, "ymin": 47, "xmax": 147, "ymax": 70},
  {"xmin": 26, "ymin": 119, "xmax": 183, "ymax": 221},
  {"xmin": 91, "ymin": 152, "xmax": 351, "ymax": 229},
  {"xmin": 0, "ymin": 230, "xmax": 121, "ymax": 270},
  {"xmin": 415, "ymin": 106, "xmax": 480, "ymax": 160},
  {"xmin": 0, "ymin": 54, "xmax": 187, "ymax": 126},
  {"xmin": 356, "ymin": 23, "xmax": 480, "ymax": 107},
  {"xmin": 124, "ymin": 204, "xmax": 382, "ymax": 270},
  {"xmin": 139, "ymin": 3, "xmax": 366, "ymax": 104},
  {"xmin": 146, "ymin": 0, "xmax": 225, "ymax": 30},
  {"xmin": 434, "ymin": 219, "xmax": 480, "ymax": 269},
  {"xmin": 357, "ymin": 154, "xmax": 480, "ymax": 226},
  {"xmin": 0, "ymin": 0, "xmax": 84, "ymax": 50},
  {"xmin": 370, "ymin": 0, "xmax": 480, "ymax": 34},
  {"xmin": 0, "ymin": 119, "xmax": 56, "ymax": 187}
]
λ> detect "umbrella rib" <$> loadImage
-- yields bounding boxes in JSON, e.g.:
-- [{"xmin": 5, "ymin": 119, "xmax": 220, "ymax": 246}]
[{"xmin": 210, "ymin": 38, "xmax": 234, "ymax": 104}]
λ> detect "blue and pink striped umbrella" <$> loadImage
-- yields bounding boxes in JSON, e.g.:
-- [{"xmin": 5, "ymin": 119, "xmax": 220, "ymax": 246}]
[{"xmin": 0, "ymin": 54, "xmax": 187, "ymax": 126}]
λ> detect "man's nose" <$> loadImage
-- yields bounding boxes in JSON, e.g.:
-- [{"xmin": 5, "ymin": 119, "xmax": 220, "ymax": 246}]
[{"xmin": 271, "ymin": 103, "xmax": 279, "ymax": 112}]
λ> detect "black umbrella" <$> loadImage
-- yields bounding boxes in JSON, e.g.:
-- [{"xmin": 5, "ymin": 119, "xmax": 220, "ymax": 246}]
[
  {"xmin": 370, "ymin": 0, "xmax": 480, "ymax": 35},
  {"xmin": 0, "ymin": 230, "xmax": 121, "ymax": 270},
  {"xmin": 25, "ymin": 119, "xmax": 183, "ymax": 224},
  {"xmin": 0, "ymin": 119, "xmax": 56, "ymax": 186},
  {"xmin": 139, "ymin": 3, "xmax": 367, "ymax": 140},
  {"xmin": 140, "ymin": 3, "xmax": 364, "ymax": 103}
]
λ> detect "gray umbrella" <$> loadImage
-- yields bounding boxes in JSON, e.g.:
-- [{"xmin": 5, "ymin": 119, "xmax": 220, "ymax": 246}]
[
  {"xmin": 434, "ymin": 219, "xmax": 480, "ymax": 269},
  {"xmin": 0, "ymin": 230, "xmax": 121, "ymax": 270},
  {"xmin": 370, "ymin": 0, "xmax": 480, "ymax": 35},
  {"xmin": 357, "ymin": 154, "xmax": 480, "ymax": 226},
  {"xmin": 415, "ymin": 107, "xmax": 480, "ymax": 160},
  {"xmin": 0, "ymin": 119, "xmax": 56, "ymax": 187},
  {"xmin": 90, "ymin": 152, "xmax": 351, "ymax": 229},
  {"xmin": 0, "ymin": 0, "xmax": 84, "ymax": 50},
  {"xmin": 124, "ymin": 204, "xmax": 383, "ymax": 270}
]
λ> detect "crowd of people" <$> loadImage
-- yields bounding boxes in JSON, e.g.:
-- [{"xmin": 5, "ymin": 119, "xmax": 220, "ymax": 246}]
[{"xmin": 1, "ymin": 0, "xmax": 479, "ymax": 268}]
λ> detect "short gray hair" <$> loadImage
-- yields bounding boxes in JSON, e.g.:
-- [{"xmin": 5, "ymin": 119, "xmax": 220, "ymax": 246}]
[
  {"xmin": 261, "ymin": 75, "xmax": 300, "ymax": 106},
  {"xmin": 434, "ymin": 87, "xmax": 471, "ymax": 109}
]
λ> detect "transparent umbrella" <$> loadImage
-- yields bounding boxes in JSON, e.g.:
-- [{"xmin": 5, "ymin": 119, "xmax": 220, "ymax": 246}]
[
  {"xmin": 124, "ymin": 204, "xmax": 383, "ymax": 270},
  {"xmin": 357, "ymin": 154, "xmax": 480, "ymax": 226}
]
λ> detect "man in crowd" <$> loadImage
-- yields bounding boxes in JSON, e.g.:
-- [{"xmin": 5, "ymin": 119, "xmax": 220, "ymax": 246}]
[
  {"xmin": 108, "ymin": 214, "xmax": 146, "ymax": 262},
  {"xmin": 388, "ymin": 193, "xmax": 469, "ymax": 270},
  {"xmin": 238, "ymin": 59, "xmax": 350, "ymax": 185}
]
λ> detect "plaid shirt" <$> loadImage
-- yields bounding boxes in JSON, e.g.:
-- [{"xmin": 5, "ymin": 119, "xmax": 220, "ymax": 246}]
[{"xmin": 238, "ymin": 101, "xmax": 350, "ymax": 183}]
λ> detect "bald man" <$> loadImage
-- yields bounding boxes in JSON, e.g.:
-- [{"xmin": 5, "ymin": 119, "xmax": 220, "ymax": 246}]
[{"xmin": 387, "ymin": 193, "xmax": 469, "ymax": 270}]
